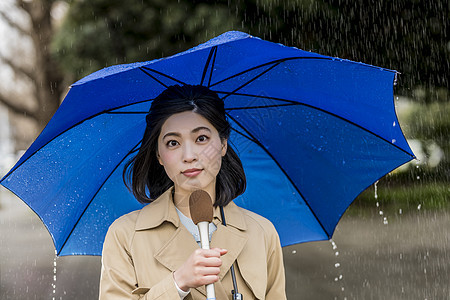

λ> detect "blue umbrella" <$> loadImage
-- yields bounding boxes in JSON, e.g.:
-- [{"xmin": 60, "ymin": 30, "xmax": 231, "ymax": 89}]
[{"xmin": 1, "ymin": 31, "xmax": 414, "ymax": 256}]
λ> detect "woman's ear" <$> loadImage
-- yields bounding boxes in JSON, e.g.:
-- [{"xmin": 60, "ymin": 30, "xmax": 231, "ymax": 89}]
[
  {"xmin": 221, "ymin": 139, "xmax": 228, "ymax": 156},
  {"xmin": 156, "ymin": 152, "xmax": 163, "ymax": 165}
]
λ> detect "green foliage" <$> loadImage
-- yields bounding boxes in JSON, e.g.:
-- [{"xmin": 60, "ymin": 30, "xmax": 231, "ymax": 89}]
[
  {"xmin": 398, "ymin": 100, "xmax": 450, "ymax": 181},
  {"xmin": 352, "ymin": 182, "xmax": 450, "ymax": 214},
  {"xmin": 406, "ymin": 101, "xmax": 450, "ymax": 144}
]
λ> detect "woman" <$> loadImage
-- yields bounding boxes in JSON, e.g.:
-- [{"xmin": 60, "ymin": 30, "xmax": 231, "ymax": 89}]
[{"xmin": 99, "ymin": 85, "xmax": 286, "ymax": 299}]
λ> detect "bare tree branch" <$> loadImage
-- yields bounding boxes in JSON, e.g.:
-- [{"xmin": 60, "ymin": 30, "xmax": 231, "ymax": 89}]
[
  {"xmin": 0, "ymin": 9, "xmax": 28, "ymax": 36},
  {"xmin": 0, "ymin": 53, "xmax": 36, "ymax": 83},
  {"xmin": 0, "ymin": 92, "xmax": 37, "ymax": 120}
]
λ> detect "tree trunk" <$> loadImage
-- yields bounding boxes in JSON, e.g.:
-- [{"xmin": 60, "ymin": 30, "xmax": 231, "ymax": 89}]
[
  {"xmin": 0, "ymin": 0, "xmax": 65, "ymax": 135},
  {"xmin": 24, "ymin": 0, "xmax": 64, "ymax": 130}
]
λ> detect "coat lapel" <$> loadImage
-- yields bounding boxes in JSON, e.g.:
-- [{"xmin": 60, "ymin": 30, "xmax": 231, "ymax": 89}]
[
  {"xmin": 153, "ymin": 226, "xmax": 199, "ymax": 272},
  {"xmin": 135, "ymin": 188, "xmax": 199, "ymax": 273},
  {"xmin": 211, "ymin": 222, "xmax": 247, "ymax": 280}
]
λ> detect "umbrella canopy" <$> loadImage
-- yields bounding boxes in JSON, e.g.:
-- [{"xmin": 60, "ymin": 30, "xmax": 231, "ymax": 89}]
[{"xmin": 1, "ymin": 31, "xmax": 414, "ymax": 256}]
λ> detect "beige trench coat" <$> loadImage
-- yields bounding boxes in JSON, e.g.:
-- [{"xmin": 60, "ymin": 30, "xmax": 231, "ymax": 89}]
[{"xmin": 99, "ymin": 187, "xmax": 286, "ymax": 299}]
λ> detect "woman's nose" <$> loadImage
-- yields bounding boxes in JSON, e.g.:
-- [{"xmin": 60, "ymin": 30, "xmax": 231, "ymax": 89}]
[{"xmin": 182, "ymin": 142, "xmax": 198, "ymax": 163}]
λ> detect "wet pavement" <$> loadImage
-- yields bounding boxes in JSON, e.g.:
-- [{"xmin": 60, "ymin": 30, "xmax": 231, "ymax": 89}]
[{"xmin": 1, "ymin": 187, "xmax": 449, "ymax": 299}]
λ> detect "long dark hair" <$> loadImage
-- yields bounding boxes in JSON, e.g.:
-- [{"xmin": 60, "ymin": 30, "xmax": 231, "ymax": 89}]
[{"xmin": 123, "ymin": 84, "xmax": 246, "ymax": 206}]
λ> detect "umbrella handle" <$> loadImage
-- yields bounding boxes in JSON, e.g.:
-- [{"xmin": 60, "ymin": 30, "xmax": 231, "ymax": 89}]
[{"xmin": 220, "ymin": 206, "xmax": 243, "ymax": 300}]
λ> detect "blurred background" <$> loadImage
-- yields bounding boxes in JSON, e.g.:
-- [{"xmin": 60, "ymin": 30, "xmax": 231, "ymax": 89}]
[{"xmin": 0, "ymin": 0, "xmax": 448, "ymax": 299}]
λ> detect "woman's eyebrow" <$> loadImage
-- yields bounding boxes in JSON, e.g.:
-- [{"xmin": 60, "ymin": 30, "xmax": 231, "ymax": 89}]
[
  {"xmin": 162, "ymin": 132, "xmax": 181, "ymax": 140},
  {"xmin": 162, "ymin": 126, "xmax": 211, "ymax": 140},
  {"xmin": 191, "ymin": 126, "xmax": 211, "ymax": 134}
]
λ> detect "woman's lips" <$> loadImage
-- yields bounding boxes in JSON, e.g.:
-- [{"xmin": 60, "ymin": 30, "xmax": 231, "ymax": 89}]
[{"xmin": 182, "ymin": 168, "xmax": 203, "ymax": 177}]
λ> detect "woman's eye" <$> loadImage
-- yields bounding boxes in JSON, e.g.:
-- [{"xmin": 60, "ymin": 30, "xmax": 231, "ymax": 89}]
[
  {"xmin": 166, "ymin": 140, "xmax": 179, "ymax": 147},
  {"xmin": 197, "ymin": 135, "xmax": 209, "ymax": 142}
]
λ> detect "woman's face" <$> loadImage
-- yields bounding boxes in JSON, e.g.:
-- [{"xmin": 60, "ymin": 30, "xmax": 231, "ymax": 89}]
[{"xmin": 157, "ymin": 111, "xmax": 227, "ymax": 197}]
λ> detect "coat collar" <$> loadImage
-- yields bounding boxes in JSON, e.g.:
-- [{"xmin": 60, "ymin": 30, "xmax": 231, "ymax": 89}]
[
  {"xmin": 135, "ymin": 187, "xmax": 180, "ymax": 231},
  {"xmin": 135, "ymin": 186, "xmax": 247, "ymax": 231}
]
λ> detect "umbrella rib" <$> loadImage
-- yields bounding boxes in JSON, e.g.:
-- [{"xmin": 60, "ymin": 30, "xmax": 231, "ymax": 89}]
[
  {"xmin": 207, "ymin": 46, "xmax": 218, "ymax": 88},
  {"xmin": 106, "ymin": 111, "xmax": 147, "ymax": 114},
  {"xmin": 209, "ymin": 56, "xmax": 330, "ymax": 88},
  {"xmin": 200, "ymin": 46, "xmax": 217, "ymax": 87},
  {"xmin": 105, "ymin": 98, "xmax": 154, "ymax": 113},
  {"xmin": 227, "ymin": 103, "xmax": 298, "ymax": 111},
  {"xmin": 225, "ymin": 113, "xmax": 330, "ymax": 237},
  {"xmin": 221, "ymin": 62, "xmax": 282, "ymax": 102},
  {"xmin": 216, "ymin": 91, "xmax": 301, "ymax": 105},
  {"xmin": 228, "ymin": 125, "xmax": 259, "ymax": 145},
  {"xmin": 58, "ymin": 140, "xmax": 142, "ymax": 255},
  {"xmin": 139, "ymin": 67, "xmax": 187, "ymax": 87}
]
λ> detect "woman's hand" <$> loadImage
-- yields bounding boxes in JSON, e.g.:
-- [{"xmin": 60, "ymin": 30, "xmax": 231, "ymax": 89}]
[{"xmin": 173, "ymin": 247, "xmax": 228, "ymax": 292}]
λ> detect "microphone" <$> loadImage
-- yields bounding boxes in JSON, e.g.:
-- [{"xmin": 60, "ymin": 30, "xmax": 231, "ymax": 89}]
[{"xmin": 189, "ymin": 190, "xmax": 215, "ymax": 300}]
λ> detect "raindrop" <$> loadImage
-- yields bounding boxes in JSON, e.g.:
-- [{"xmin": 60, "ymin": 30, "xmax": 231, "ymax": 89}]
[
  {"xmin": 291, "ymin": 250, "xmax": 297, "ymax": 254},
  {"xmin": 417, "ymin": 204, "xmax": 422, "ymax": 210},
  {"xmin": 52, "ymin": 250, "xmax": 57, "ymax": 299},
  {"xmin": 331, "ymin": 240, "xmax": 337, "ymax": 250},
  {"xmin": 374, "ymin": 181, "xmax": 379, "ymax": 199}
]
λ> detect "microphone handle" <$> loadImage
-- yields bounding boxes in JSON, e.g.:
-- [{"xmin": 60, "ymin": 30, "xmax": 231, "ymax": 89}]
[{"xmin": 197, "ymin": 222, "xmax": 216, "ymax": 300}]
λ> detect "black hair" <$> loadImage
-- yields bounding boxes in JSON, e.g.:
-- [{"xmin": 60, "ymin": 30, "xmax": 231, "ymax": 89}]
[{"xmin": 123, "ymin": 84, "xmax": 246, "ymax": 206}]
